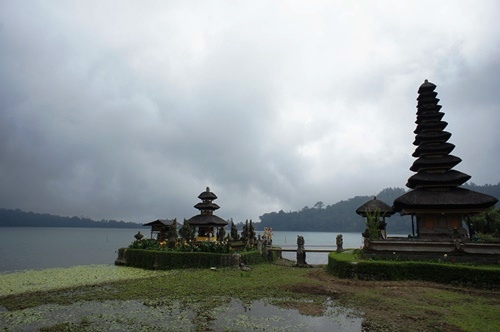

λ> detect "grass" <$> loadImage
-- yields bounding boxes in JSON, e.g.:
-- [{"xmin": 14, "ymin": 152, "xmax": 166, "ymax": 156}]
[
  {"xmin": 0, "ymin": 263, "xmax": 315, "ymax": 311},
  {"xmin": 342, "ymin": 282, "xmax": 500, "ymax": 331},
  {"xmin": 1, "ymin": 261, "xmax": 500, "ymax": 331}
]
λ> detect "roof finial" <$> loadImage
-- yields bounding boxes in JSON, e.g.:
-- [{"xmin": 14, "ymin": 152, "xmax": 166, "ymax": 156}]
[
  {"xmin": 206, "ymin": 187, "xmax": 210, "ymax": 192},
  {"xmin": 424, "ymin": 79, "xmax": 428, "ymax": 83}
]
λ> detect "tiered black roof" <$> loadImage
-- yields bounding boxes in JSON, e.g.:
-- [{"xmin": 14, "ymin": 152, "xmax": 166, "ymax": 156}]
[
  {"xmin": 407, "ymin": 80, "xmax": 470, "ymax": 189},
  {"xmin": 193, "ymin": 187, "xmax": 220, "ymax": 212},
  {"xmin": 198, "ymin": 188, "xmax": 218, "ymax": 201},
  {"xmin": 393, "ymin": 80, "xmax": 497, "ymax": 212},
  {"xmin": 186, "ymin": 187, "xmax": 228, "ymax": 226}
]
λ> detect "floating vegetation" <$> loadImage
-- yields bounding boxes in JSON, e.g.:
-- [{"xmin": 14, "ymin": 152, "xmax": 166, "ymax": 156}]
[
  {"xmin": 0, "ymin": 264, "xmax": 174, "ymax": 296},
  {"xmin": 1, "ymin": 300, "xmax": 194, "ymax": 331}
]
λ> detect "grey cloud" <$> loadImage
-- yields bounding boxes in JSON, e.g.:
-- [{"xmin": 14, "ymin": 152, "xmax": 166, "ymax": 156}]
[{"xmin": 1, "ymin": 1, "xmax": 498, "ymax": 223}]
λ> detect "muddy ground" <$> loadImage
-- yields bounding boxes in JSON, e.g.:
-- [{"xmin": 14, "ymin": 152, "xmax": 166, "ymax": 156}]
[{"xmin": 287, "ymin": 266, "xmax": 500, "ymax": 331}]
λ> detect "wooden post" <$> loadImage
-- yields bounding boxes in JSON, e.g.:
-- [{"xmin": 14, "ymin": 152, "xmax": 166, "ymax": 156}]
[{"xmin": 411, "ymin": 215, "xmax": 415, "ymax": 237}]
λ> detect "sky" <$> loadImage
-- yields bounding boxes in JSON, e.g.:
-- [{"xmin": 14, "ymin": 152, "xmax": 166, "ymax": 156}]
[{"xmin": 1, "ymin": 0, "xmax": 499, "ymax": 224}]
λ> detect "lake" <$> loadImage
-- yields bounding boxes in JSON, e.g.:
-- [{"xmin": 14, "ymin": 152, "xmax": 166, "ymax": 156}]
[{"xmin": 0, "ymin": 228, "xmax": 369, "ymax": 273}]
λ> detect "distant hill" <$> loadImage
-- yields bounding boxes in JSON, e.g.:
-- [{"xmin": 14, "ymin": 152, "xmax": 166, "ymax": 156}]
[
  {"xmin": 256, "ymin": 183, "xmax": 500, "ymax": 234},
  {"xmin": 0, "ymin": 208, "xmax": 141, "ymax": 228},
  {"xmin": 2, "ymin": 183, "xmax": 497, "ymax": 231}
]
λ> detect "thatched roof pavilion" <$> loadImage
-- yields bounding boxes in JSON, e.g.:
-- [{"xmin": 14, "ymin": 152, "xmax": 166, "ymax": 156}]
[
  {"xmin": 356, "ymin": 197, "xmax": 394, "ymax": 239},
  {"xmin": 143, "ymin": 219, "xmax": 175, "ymax": 242},
  {"xmin": 356, "ymin": 197, "xmax": 394, "ymax": 217}
]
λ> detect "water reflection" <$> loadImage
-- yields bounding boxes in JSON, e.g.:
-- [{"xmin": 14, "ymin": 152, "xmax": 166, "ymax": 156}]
[
  {"xmin": 0, "ymin": 297, "xmax": 363, "ymax": 331},
  {"xmin": 214, "ymin": 298, "xmax": 363, "ymax": 331}
]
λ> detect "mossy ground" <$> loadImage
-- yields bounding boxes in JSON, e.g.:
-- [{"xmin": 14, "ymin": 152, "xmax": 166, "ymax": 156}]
[
  {"xmin": 307, "ymin": 268, "xmax": 500, "ymax": 331},
  {"xmin": 1, "ymin": 261, "xmax": 499, "ymax": 331}
]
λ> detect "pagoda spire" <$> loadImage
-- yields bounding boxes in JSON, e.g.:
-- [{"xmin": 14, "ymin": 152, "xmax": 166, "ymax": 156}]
[
  {"xmin": 194, "ymin": 187, "xmax": 220, "ymax": 216},
  {"xmin": 393, "ymin": 80, "xmax": 497, "ymax": 214},
  {"xmin": 406, "ymin": 80, "xmax": 470, "ymax": 190}
]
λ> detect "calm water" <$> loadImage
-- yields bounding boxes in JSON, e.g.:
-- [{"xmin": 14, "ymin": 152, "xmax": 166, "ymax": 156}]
[
  {"xmin": 0, "ymin": 228, "xmax": 369, "ymax": 273},
  {"xmin": 0, "ymin": 227, "xmax": 143, "ymax": 273},
  {"xmin": 267, "ymin": 231, "xmax": 365, "ymax": 264}
]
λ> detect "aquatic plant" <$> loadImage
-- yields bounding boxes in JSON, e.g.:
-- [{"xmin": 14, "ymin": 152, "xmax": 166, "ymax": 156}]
[{"xmin": 0, "ymin": 265, "xmax": 173, "ymax": 296}]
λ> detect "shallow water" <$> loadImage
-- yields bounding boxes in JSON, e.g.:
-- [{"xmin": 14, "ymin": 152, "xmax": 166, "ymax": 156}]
[
  {"xmin": 213, "ymin": 298, "xmax": 362, "ymax": 331},
  {"xmin": 0, "ymin": 297, "xmax": 363, "ymax": 331},
  {"xmin": 270, "ymin": 231, "xmax": 366, "ymax": 264}
]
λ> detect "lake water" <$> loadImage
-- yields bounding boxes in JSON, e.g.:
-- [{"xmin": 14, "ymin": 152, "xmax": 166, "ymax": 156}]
[{"xmin": 0, "ymin": 228, "xmax": 369, "ymax": 273}]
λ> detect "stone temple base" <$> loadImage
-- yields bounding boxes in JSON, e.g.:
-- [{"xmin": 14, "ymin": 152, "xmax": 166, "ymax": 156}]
[{"xmin": 363, "ymin": 239, "xmax": 500, "ymax": 264}]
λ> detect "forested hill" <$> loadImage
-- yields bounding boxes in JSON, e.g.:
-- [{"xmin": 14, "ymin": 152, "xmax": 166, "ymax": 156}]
[
  {"xmin": 256, "ymin": 183, "xmax": 500, "ymax": 233},
  {"xmin": 0, "ymin": 208, "xmax": 141, "ymax": 228},
  {"xmin": 2, "ymin": 183, "xmax": 497, "ymax": 230}
]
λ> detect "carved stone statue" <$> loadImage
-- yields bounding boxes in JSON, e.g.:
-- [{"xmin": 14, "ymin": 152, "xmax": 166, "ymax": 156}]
[
  {"xmin": 296, "ymin": 235, "xmax": 307, "ymax": 267},
  {"xmin": 297, "ymin": 235, "xmax": 305, "ymax": 247},
  {"xmin": 336, "ymin": 234, "xmax": 343, "ymax": 253}
]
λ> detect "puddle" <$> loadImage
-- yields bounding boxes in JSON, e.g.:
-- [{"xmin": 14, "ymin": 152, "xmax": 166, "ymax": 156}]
[
  {"xmin": 213, "ymin": 298, "xmax": 362, "ymax": 331},
  {"xmin": 0, "ymin": 297, "xmax": 363, "ymax": 331}
]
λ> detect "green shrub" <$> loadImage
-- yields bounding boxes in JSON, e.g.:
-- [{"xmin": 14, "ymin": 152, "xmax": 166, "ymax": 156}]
[
  {"xmin": 473, "ymin": 232, "xmax": 500, "ymax": 243},
  {"xmin": 121, "ymin": 248, "xmax": 277, "ymax": 270},
  {"xmin": 239, "ymin": 248, "xmax": 280, "ymax": 265},
  {"xmin": 240, "ymin": 251, "xmax": 266, "ymax": 265},
  {"xmin": 328, "ymin": 252, "xmax": 500, "ymax": 288},
  {"xmin": 128, "ymin": 239, "xmax": 161, "ymax": 250},
  {"xmin": 327, "ymin": 251, "xmax": 355, "ymax": 278},
  {"xmin": 125, "ymin": 249, "xmax": 235, "ymax": 270},
  {"xmin": 363, "ymin": 209, "xmax": 382, "ymax": 240},
  {"xmin": 470, "ymin": 207, "xmax": 500, "ymax": 236},
  {"xmin": 128, "ymin": 240, "xmax": 234, "ymax": 253}
]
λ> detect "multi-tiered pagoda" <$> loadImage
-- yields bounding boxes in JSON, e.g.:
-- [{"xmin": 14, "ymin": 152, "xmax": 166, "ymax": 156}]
[
  {"xmin": 393, "ymin": 80, "xmax": 497, "ymax": 240},
  {"xmin": 186, "ymin": 187, "xmax": 228, "ymax": 241}
]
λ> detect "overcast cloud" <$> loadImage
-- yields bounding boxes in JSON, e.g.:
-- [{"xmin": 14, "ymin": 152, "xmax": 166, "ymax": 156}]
[{"xmin": 1, "ymin": 0, "xmax": 499, "ymax": 223}]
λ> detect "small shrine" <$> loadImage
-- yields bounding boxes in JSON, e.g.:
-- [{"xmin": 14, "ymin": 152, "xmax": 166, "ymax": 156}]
[
  {"xmin": 143, "ymin": 219, "xmax": 175, "ymax": 242},
  {"xmin": 186, "ymin": 187, "xmax": 228, "ymax": 241},
  {"xmin": 356, "ymin": 197, "xmax": 394, "ymax": 239}
]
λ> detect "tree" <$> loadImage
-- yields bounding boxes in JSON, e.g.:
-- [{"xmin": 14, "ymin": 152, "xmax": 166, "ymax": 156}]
[
  {"xmin": 166, "ymin": 219, "xmax": 178, "ymax": 248},
  {"xmin": 230, "ymin": 220, "xmax": 239, "ymax": 240},
  {"xmin": 249, "ymin": 219, "xmax": 256, "ymax": 246},
  {"xmin": 470, "ymin": 207, "xmax": 500, "ymax": 238},
  {"xmin": 217, "ymin": 225, "xmax": 226, "ymax": 242},
  {"xmin": 314, "ymin": 201, "xmax": 324, "ymax": 209},
  {"xmin": 241, "ymin": 219, "xmax": 249, "ymax": 244},
  {"xmin": 179, "ymin": 219, "xmax": 195, "ymax": 243},
  {"xmin": 167, "ymin": 219, "xmax": 178, "ymax": 238}
]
